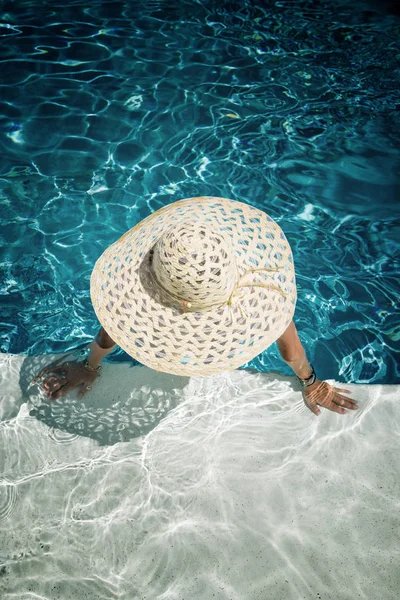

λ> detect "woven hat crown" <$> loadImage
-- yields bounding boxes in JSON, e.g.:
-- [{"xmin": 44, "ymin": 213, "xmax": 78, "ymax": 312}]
[{"xmin": 152, "ymin": 221, "xmax": 237, "ymax": 310}]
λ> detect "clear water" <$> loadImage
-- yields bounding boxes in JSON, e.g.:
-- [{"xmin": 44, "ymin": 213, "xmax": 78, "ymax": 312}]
[{"xmin": 0, "ymin": 0, "xmax": 399, "ymax": 383}]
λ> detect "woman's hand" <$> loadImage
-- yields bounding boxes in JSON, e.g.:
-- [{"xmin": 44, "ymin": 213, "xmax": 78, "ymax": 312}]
[
  {"xmin": 303, "ymin": 379, "xmax": 358, "ymax": 416},
  {"xmin": 32, "ymin": 360, "xmax": 99, "ymax": 400}
]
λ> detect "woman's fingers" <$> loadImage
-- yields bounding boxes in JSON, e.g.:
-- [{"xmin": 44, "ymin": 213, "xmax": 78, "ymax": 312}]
[
  {"xmin": 34, "ymin": 365, "xmax": 67, "ymax": 387},
  {"xmin": 77, "ymin": 382, "xmax": 93, "ymax": 399},
  {"xmin": 32, "ymin": 367, "xmax": 50, "ymax": 384},
  {"xmin": 41, "ymin": 368, "xmax": 68, "ymax": 396},
  {"xmin": 309, "ymin": 402, "xmax": 321, "ymax": 416},
  {"xmin": 327, "ymin": 403, "xmax": 347, "ymax": 415},
  {"xmin": 32, "ymin": 358, "xmax": 68, "ymax": 383},
  {"xmin": 42, "ymin": 376, "xmax": 64, "ymax": 394},
  {"xmin": 50, "ymin": 381, "xmax": 80, "ymax": 400},
  {"xmin": 333, "ymin": 393, "xmax": 358, "ymax": 410},
  {"xmin": 314, "ymin": 397, "xmax": 356, "ymax": 414},
  {"xmin": 303, "ymin": 381, "xmax": 358, "ymax": 416},
  {"xmin": 335, "ymin": 388, "xmax": 351, "ymax": 395},
  {"xmin": 303, "ymin": 397, "xmax": 321, "ymax": 416}
]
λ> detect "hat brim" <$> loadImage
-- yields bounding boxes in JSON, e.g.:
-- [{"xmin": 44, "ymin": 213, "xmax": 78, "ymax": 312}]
[{"xmin": 90, "ymin": 197, "xmax": 296, "ymax": 376}]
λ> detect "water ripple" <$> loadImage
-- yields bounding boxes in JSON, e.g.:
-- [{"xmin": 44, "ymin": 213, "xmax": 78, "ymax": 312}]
[
  {"xmin": 0, "ymin": 0, "xmax": 399, "ymax": 383},
  {"xmin": 0, "ymin": 479, "xmax": 18, "ymax": 524}
]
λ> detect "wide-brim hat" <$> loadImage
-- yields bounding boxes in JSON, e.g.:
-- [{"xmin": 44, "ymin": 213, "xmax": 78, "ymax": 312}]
[{"xmin": 90, "ymin": 196, "xmax": 296, "ymax": 376}]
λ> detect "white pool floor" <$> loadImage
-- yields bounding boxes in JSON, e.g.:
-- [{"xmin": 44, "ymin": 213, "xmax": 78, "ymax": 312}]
[{"xmin": 1, "ymin": 354, "xmax": 399, "ymax": 600}]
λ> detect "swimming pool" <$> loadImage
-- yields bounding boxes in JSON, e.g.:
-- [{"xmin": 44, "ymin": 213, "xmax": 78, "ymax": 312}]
[
  {"xmin": 0, "ymin": 0, "xmax": 399, "ymax": 383},
  {"xmin": 1, "ymin": 3, "xmax": 400, "ymax": 600}
]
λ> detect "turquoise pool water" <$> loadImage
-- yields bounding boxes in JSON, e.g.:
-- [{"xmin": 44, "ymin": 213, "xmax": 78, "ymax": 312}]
[{"xmin": 0, "ymin": 0, "xmax": 399, "ymax": 383}]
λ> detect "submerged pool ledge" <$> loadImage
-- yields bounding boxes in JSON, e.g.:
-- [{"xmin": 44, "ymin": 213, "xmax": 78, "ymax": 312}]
[{"xmin": 0, "ymin": 353, "xmax": 399, "ymax": 599}]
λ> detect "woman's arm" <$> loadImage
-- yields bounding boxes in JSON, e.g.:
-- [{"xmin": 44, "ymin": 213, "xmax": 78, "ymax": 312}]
[
  {"xmin": 277, "ymin": 321, "xmax": 358, "ymax": 416},
  {"xmin": 86, "ymin": 327, "xmax": 117, "ymax": 368},
  {"xmin": 276, "ymin": 320, "xmax": 314, "ymax": 381}
]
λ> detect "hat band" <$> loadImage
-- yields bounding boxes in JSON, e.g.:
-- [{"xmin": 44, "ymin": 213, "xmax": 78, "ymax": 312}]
[{"xmin": 225, "ymin": 267, "xmax": 288, "ymax": 321}]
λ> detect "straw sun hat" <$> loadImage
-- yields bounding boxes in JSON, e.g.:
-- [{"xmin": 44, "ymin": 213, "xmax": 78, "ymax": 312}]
[{"xmin": 90, "ymin": 196, "xmax": 297, "ymax": 376}]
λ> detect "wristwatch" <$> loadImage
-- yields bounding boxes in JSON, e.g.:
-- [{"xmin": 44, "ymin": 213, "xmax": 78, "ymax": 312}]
[{"xmin": 297, "ymin": 365, "xmax": 316, "ymax": 388}]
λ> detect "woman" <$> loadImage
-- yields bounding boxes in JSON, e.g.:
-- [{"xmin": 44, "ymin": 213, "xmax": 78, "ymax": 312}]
[{"xmin": 34, "ymin": 197, "xmax": 357, "ymax": 417}]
